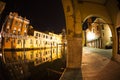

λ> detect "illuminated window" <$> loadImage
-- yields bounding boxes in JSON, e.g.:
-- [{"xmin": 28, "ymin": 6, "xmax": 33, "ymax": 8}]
[
  {"xmin": 25, "ymin": 24, "xmax": 29, "ymax": 28},
  {"xmin": 17, "ymin": 40, "xmax": 21, "ymax": 44},
  {"xmin": 13, "ymin": 30, "xmax": 16, "ymax": 34},
  {"xmin": 19, "ymin": 23, "xmax": 22, "ymax": 27}
]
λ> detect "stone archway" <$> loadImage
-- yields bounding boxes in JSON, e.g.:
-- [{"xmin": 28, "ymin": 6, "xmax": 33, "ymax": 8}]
[
  {"xmin": 83, "ymin": 15, "xmax": 114, "ymax": 55},
  {"xmin": 61, "ymin": 0, "xmax": 120, "ymax": 69}
]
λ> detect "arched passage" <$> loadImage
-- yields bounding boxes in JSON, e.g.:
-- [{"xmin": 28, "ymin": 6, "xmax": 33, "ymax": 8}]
[
  {"xmin": 61, "ymin": 0, "xmax": 120, "ymax": 69},
  {"xmin": 82, "ymin": 16, "xmax": 113, "ymax": 57}
]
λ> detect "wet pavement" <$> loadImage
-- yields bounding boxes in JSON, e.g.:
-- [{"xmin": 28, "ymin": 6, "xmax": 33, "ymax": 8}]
[{"xmin": 60, "ymin": 47, "xmax": 120, "ymax": 80}]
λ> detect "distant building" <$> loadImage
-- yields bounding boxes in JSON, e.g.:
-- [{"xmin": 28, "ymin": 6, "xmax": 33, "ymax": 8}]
[
  {"xmin": 2, "ymin": 12, "xmax": 30, "ymax": 49},
  {"xmin": 1, "ymin": 12, "xmax": 63, "ymax": 50},
  {"xmin": 27, "ymin": 30, "xmax": 62, "ymax": 48},
  {"xmin": 86, "ymin": 18, "xmax": 112, "ymax": 49}
]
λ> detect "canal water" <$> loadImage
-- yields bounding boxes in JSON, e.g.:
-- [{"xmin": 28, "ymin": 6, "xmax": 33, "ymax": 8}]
[{"xmin": 0, "ymin": 45, "xmax": 66, "ymax": 80}]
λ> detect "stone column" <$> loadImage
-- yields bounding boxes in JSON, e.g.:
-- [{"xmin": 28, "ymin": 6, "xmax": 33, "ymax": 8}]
[{"xmin": 67, "ymin": 37, "xmax": 82, "ymax": 68}]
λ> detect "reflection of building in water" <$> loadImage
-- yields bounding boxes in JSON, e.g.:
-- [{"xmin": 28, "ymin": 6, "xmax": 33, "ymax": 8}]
[
  {"xmin": 1, "ymin": 12, "xmax": 63, "ymax": 50},
  {"xmin": 4, "ymin": 48, "xmax": 63, "ymax": 66}
]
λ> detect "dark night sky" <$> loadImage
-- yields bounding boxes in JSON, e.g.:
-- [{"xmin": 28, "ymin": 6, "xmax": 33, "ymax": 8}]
[{"xmin": 0, "ymin": 0, "xmax": 66, "ymax": 34}]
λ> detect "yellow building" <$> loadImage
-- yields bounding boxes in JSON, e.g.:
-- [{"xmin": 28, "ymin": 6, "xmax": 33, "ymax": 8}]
[
  {"xmin": 27, "ymin": 30, "xmax": 63, "ymax": 49},
  {"xmin": 2, "ymin": 12, "xmax": 30, "ymax": 49},
  {"xmin": 86, "ymin": 18, "xmax": 112, "ymax": 49},
  {"xmin": 1, "ymin": 12, "xmax": 63, "ymax": 50}
]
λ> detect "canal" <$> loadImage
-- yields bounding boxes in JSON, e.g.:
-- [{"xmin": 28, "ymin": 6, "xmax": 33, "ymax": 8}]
[{"xmin": 0, "ymin": 45, "xmax": 66, "ymax": 80}]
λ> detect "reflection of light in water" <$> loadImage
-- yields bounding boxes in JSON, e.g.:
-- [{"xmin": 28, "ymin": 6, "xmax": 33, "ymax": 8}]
[{"xmin": 3, "ymin": 46, "xmax": 66, "ymax": 66}]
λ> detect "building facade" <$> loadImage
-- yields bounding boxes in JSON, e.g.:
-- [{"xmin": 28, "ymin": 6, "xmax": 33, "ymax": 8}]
[
  {"xmin": 1, "ymin": 12, "xmax": 63, "ymax": 50},
  {"xmin": 2, "ymin": 12, "xmax": 29, "ymax": 50},
  {"xmin": 86, "ymin": 18, "xmax": 112, "ymax": 49}
]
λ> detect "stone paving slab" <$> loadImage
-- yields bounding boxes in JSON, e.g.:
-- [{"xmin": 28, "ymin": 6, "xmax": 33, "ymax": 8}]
[
  {"xmin": 60, "ymin": 47, "xmax": 120, "ymax": 80},
  {"xmin": 59, "ymin": 68, "xmax": 83, "ymax": 80}
]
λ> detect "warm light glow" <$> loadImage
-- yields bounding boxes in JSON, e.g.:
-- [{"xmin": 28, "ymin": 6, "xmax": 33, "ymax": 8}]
[
  {"xmin": 0, "ymin": 33, "xmax": 1, "ymax": 38},
  {"xmin": 87, "ymin": 32, "xmax": 95, "ymax": 41}
]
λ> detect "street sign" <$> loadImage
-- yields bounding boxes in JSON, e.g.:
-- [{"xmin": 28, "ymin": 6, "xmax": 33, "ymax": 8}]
[{"xmin": 1, "ymin": 32, "xmax": 27, "ymax": 39}]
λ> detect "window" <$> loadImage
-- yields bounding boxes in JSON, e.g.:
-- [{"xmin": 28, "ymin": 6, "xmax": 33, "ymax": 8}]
[
  {"xmin": 6, "ymin": 38, "xmax": 10, "ymax": 42},
  {"xmin": 39, "ymin": 34, "xmax": 41, "ymax": 37},
  {"xmin": 18, "ymin": 40, "xmax": 21, "ymax": 44},
  {"xmin": 102, "ymin": 33, "xmax": 104, "ymax": 37},
  {"xmin": 36, "ymin": 33, "xmax": 38, "ymax": 36},
  {"xmin": 43, "ymin": 35, "xmax": 45, "ymax": 38},
  {"xmin": 36, "ymin": 40, "xmax": 38, "ymax": 44},
  {"xmin": 93, "ymin": 29, "xmax": 94, "ymax": 33},
  {"xmin": 19, "ymin": 23, "xmax": 22, "ymax": 27},
  {"xmin": 18, "ymin": 29, "xmax": 21, "ymax": 35},
  {"xmin": 15, "ymin": 21, "xmax": 19, "ymax": 26},
  {"xmin": 110, "ymin": 37, "xmax": 113, "ymax": 41},
  {"xmin": 25, "ymin": 24, "xmax": 29, "ymax": 28},
  {"xmin": 30, "ymin": 39, "xmax": 33, "ymax": 44},
  {"xmin": 30, "ymin": 53, "xmax": 33, "ymax": 59},
  {"xmin": 45, "ymin": 41, "xmax": 47, "ymax": 45},
  {"xmin": 50, "ymin": 37, "xmax": 52, "ymax": 39},
  {"xmin": 101, "ymin": 25, "xmax": 104, "ymax": 30},
  {"xmin": 46, "ymin": 35, "xmax": 48, "ymax": 39},
  {"xmin": 13, "ymin": 30, "xmax": 16, "ymax": 34},
  {"xmin": 36, "ymin": 53, "xmax": 38, "ymax": 57}
]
